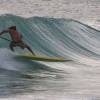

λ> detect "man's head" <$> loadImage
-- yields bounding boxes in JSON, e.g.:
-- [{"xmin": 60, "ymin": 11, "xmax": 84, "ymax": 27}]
[{"xmin": 8, "ymin": 26, "xmax": 16, "ymax": 30}]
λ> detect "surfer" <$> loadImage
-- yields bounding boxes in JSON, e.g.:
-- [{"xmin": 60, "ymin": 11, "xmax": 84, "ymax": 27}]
[{"xmin": 0, "ymin": 26, "xmax": 35, "ymax": 55}]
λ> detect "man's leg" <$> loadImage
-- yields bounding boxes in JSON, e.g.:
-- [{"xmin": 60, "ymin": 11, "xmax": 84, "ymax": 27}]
[
  {"xmin": 19, "ymin": 41, "xmax": 35, "ymax": 55},
  {"xmin": 9, "ymin": 41, "xmax": 16, "ymax": 51},
  {"xmin": 25, "ymin": 45, "xmax": 35, "ymax": 55}
]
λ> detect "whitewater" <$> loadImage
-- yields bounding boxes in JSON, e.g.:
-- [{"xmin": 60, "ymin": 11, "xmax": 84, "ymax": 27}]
[{"xmin": 0, "ymin": 14, "xmax": 100, "ymax": 100}]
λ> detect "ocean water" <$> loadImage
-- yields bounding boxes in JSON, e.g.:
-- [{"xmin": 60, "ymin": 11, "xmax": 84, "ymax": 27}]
[{"xmin": 0, "ymin": 14, "xmax": 100, "ymax": 100}]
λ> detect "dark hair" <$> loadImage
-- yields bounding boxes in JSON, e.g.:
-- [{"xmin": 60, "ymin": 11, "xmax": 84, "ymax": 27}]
[{"xmin": 8, "ymin": 26, "xmax": 16, "ymax": 30}]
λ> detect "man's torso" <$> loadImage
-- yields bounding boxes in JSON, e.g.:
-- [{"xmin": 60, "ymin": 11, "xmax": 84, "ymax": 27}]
[{"xmin": 9, "ymin": 29, "xmax": 22, "ymax": 42}]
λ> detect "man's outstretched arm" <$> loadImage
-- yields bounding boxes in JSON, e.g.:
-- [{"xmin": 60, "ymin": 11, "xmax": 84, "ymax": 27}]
[{"xmin": 0, "ymin": 30, "xmax": 9, "ymax": 35}]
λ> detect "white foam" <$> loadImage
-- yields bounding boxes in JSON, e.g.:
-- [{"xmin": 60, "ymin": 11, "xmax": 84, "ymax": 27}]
[
  {"xmin": 0, "ymin": 0, "xmax": 99, "ymax": 21},
  {"xmin": 0, "ymin": 9, "xmax": 11, "ymax": 15},
  {"xmin": 0, "ymin": 48, "xmax": 26, "ymax": 71}
]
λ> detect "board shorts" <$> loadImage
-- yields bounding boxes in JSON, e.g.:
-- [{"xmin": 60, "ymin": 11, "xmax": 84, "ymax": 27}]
[{"xmin": 10, "ymin": 40, "xmax": 27, "ymax": 51}]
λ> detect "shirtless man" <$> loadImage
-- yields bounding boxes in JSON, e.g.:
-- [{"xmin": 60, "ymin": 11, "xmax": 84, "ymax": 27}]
[{"xmin": 0, "ymin": 26, "xmax": 35, "ymax": 55}]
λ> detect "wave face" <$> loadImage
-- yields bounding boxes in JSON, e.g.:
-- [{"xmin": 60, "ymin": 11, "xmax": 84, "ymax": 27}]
[
  {"xmin": 0, "ymin": 14, "xmax": 100, "ymax": 62},
  {"xmin": 0, "ymin": 15, "xmax": 100, "ymax": 58},
  {"xmin": 0, "ymin": 14, "xmax": 100, "ymax": 98}
]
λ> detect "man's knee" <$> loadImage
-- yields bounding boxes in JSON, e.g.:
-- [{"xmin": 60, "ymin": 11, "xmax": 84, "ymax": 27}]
[{"xmin": 9, "ymin": 45, "xmax": 14, "ymax": 51}]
